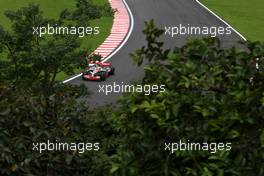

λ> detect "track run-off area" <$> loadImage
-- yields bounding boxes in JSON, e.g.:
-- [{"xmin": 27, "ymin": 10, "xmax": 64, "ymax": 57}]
[{"xmin": 67, "ymin": 0, "xmax": 245, "ymax": 106}]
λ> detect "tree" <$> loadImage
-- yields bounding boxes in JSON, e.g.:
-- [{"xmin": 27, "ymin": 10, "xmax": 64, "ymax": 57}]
[
  {"xmin": 110, "ymin": 20, "xmax": 264, "ymax": 176},
  {"xmin": 0, "ymin": 83, "xmax": 118, "ymax": 175},
  {"xmin": 60, "ymin": 0, "xmax": 114, "ymax": 26},
  {"xmin": 0, "ymin": 4, "xmax": 86, "ymax": 97},
  {"xmin": 0, "ymin": 3, "xmax": 118, "ymax": 176}
]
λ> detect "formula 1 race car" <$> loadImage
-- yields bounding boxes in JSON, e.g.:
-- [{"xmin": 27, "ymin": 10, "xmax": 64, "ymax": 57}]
[
  {"xmin": 82, "ymin": 61, "xmax": 115, "ymax": 81},
  {"xmin": 88, "ymin": 61, "xmax": 115, "ymax": 75},
  {"xmin": 82, "ymin": 67, "xmax": 108, "ymax": 81}
]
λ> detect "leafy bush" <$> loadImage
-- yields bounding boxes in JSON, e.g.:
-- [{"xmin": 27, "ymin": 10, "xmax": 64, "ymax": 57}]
[
  {"xmin": 100, "ymin": 3, "xmax": 115, "ymax": 17},
  {"xmin": 0, "ymin": 3, "xmax": 117, "ymax": 175},
  {"xmin": 0, "ymin": 84, "xmax": 117, "ymax": 175},
  {"xmin": 62, "ymin": 0, "xmax": 114, "ymax": 26},
  {"xmin": 110, "ymin": 21, "xmax": 264, "ymax": 176}
]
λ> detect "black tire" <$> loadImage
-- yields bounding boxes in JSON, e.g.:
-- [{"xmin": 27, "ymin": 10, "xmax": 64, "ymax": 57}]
[
  {"xmin": 82, "ymin": 74, "xmax": 86, "ymax": 80},
  {"xmin": 110, "ymin": 67, "xmax": 115, "ymax": 75},
  {"xmin": 100, "ymin": 76, "xmax": 106, "ymax": 81},
  {"xmin": 100, "ymin": 72, "xmax": 106, "ymax": 81}
]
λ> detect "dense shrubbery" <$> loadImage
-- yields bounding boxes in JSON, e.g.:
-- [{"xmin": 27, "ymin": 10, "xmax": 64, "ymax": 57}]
[
  {"xmin": 60, "ymin": 0, "xmax": 114, "ymax": 26},
  {"xmin": 0, "ymin": 84, "xmax": 117, "ymax": 175},
  {"xmin": 110, "ymin": 21, "xmax": 264, "ymax": 176},
  {"xmin": 0, "ymin": 2, "xmax": 264, "ymax": 175},
  {"xmin": 0, "ymin": 3, "xmax": 117, "ymax": 175}
]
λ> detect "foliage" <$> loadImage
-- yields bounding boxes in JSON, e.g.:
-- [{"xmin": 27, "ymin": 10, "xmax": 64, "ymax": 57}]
[
  {"xmin": 87, "ymin": 53, "xmax": 103, "ymax": 62},
  {"xmin": 71, "ymin": 0, "xmax": 102, "ymax": 26},
  {"xmin": 1, "ymin": 3, "xmax": 264, "ymax": 175},
  {"xmin": 110, "ymin": 20, "xmax": 264, "ymax": 176},
  {"xmin": 0, "ymin": 4, "xmax": 86, "ymax": 96},
  {"xmin": 100, "ymin": 2, "xmax": 115, "ymax": 17},
  {"xmin": 0, "ymin": 84, "xmax": 117, "ymax": 175},
  {"xmin": 61, "ymin": 0, "xmax": 114, "ymax": 26},
  {"xmin": 0, "ymin": 4, "xmax": 117, "ymax": 176}
]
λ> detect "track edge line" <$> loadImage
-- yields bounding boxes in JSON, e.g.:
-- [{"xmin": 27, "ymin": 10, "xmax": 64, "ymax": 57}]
[
  {"xmin": 63, "ymin": 0, "xmax": 134, "ymax": 84},
  {"xmin": 195, "ymin": 0, "xmax": 247, "ymax": 41}
]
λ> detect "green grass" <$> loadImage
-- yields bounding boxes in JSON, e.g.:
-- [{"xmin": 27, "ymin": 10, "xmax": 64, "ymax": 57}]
[
  {"xmin": 0, "ymin": 0, "xmax": 113, "ymax": 80},
  {"xmin": 201, "ymin": 0, "xmax": 264, "ymax": 41},
  {"xmin": 0, "ymin": 0, "xmax": 75, "ymax": 28}
]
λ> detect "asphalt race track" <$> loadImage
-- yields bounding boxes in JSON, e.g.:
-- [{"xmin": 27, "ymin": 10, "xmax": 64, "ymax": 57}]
[{"xmin": 69, "ymin": 0, "xmax": 243, "ymax": 106}]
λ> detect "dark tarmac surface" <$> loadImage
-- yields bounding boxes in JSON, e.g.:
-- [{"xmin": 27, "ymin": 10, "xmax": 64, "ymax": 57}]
[{"xmin": 69, "ymin": 0, "xmax": 243, "ymax": 106}]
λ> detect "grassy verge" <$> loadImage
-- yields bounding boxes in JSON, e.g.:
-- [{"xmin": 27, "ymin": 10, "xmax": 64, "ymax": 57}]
[
  {"xmin": 0, "ymin": 0, "xmax": 113, "ymax": 80},
  {"xmin": 201, "ymin": 0, "xmax": 264, "ymax": 41},
  {"xmin": 0, "ymin": 0, "xmax": 75, "ymax": 28}
]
